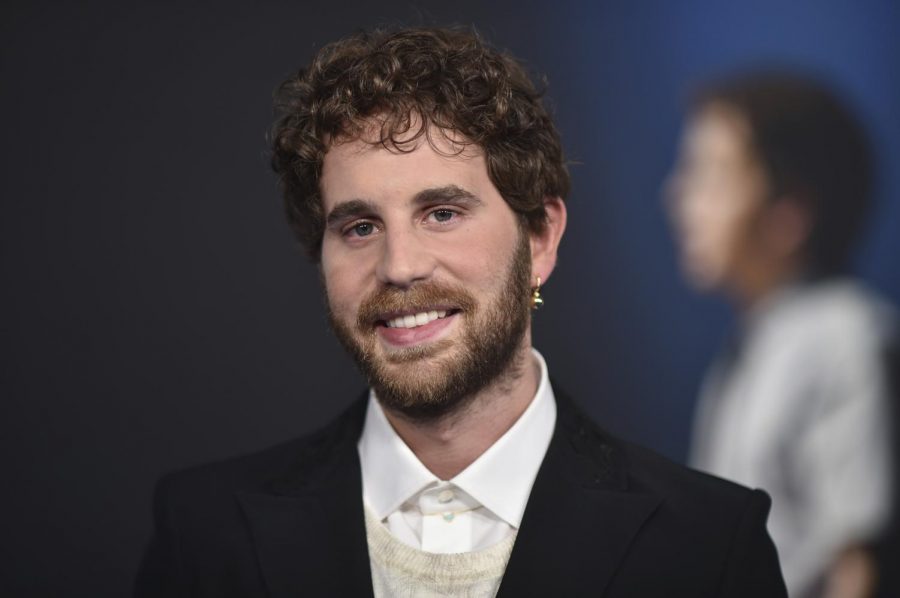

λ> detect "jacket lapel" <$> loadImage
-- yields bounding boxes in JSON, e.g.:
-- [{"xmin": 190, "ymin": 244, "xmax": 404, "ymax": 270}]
[
  {"xmin": 497, "ymin": 393, "xmax": 662, "ymax": 597},
  {"xmin": 236, "ymin": 398, "xmax": 375, "ymax": 598}
]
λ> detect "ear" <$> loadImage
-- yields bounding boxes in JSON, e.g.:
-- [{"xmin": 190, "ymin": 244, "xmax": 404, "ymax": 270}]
[
  {"xmin": 529, "ymin": 197, "xmax": 567, "ymax": 284},
  {"xmin": 762, "ymin": 197, "xmax": 811, "ymax": 260}
]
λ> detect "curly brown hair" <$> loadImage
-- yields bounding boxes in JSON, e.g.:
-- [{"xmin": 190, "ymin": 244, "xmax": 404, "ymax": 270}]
[{"xmin": 270, "ymin": 26, "xmax": 570, "ymax": 260}]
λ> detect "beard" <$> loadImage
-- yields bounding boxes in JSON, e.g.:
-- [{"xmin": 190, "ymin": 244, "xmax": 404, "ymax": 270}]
[{"xmin": 327, "ymin": 229, "xmax": 533, "ymax": 422}]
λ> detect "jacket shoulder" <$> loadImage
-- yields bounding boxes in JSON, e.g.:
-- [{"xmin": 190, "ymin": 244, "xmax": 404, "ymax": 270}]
[
  {"xmin": 554, "ymin": 391, "xmax": 785, "ymax": 596},
  {"xmin": 621, "ymin": 438, "xmax": 767, "ymax": 516},
  {"xmin": 135, "ymin": 398, "xmax": 368, "ymax": 597},
  {"xmin": 612, "ymin": 438, "xmax": 785, "ymax": 596},
  {"xmin": 156, "ymin": 396, "xmax": 367, "ymax": 505}
]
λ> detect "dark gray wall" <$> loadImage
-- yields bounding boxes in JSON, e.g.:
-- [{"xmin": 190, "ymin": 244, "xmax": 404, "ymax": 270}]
[{"xmin": 2, "ymin": 1, "xmax": 898, "ymax": 594}]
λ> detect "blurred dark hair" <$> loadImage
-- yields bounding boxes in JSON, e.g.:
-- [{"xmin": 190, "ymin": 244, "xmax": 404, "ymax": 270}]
[
  {"xmin": 271, "ymin": 26, "xmax": 570, "ymax": 260},
  {"xmin": 693, "ymin": 71, "xmax": 873, "ymax": 277}
]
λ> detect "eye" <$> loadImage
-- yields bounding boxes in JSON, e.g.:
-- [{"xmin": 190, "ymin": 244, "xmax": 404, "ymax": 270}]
[
  {"xmin": 428, "ymin": 209, "xmax": 457, "ymax": 223},
  {"xmin": 345, "ymin": 221, "xmax": 377, "ymax": 237}
]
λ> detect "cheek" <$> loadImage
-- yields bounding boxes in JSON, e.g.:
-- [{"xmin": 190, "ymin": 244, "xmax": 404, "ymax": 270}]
[
  {"xmin": 718, "ymin": 187, "xmax": 765, "ymax": 242},
  {"xmin": 704, "ymin": 201, "xmax": 741, "ymax": 243},
  {"xmin": 321, "ymin": 235, "xmax": 375, "ymax": 308},
  {"xmin": 447, "ymin": 224, "xmax": 519, "ymax": 286},
  {"xmin": 321, "ymin": 260, "xmax": 361, "ymax": 318},
  {"xmin": 677, "ymin": 191, "xmax": 722, "ymax": 247},
  {"xmin": 682, "ymin": 179, "xmax": 753, "ymax": 243}
]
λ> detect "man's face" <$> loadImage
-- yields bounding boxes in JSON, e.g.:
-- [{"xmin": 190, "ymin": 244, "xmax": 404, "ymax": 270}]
[
  {"xmin": 665, "ymin": 105, "xmax": 772, "ymax": 292},
  {"xmin": 319, "ymin": 129, "xmax": 533, "ymax": 420}
]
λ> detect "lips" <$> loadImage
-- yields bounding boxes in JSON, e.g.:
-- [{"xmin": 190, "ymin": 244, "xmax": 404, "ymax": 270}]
[
  {"xmin": 382, "ymin": 309, "xmax": 452, "ymax": 329},
  {"xmin": 356, "ymin": 282, "xmax": 475, "ymax": 349},
  {"xmin": 375, "ymin": 308, "xmax": 460, "ymax": 347}
]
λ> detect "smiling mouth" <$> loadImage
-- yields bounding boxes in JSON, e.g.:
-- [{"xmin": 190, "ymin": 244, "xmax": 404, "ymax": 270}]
[{"xmin": 378, "ymin": 308, "xmax": 461, "ymax": 329}]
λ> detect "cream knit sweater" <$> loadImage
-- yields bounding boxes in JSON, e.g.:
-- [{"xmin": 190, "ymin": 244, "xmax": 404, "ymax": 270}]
[{"xmin": 363, "ymin": 506, "xmax": 516, "ymax": 597}]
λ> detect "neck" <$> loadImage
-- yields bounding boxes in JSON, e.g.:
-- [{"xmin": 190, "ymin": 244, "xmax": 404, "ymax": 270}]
[
  {"xmin": 731, "ymin": 256, "xmax": 803, "ymax": 313},
  {"xmin": 380, "ymin": 341, "xmax": 540, "ymax": 480}
]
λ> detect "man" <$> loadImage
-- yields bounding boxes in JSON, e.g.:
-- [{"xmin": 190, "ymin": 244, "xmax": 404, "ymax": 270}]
[
  {"xmin": 136, "ymin": 27, "xmax": 786, "ymax": 597},
  {"xmin": 666, "ymin": 72, "xmax": 896, "ymax": 598}
]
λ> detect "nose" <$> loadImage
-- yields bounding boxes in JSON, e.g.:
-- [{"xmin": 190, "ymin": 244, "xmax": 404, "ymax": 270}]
[
  {"xmin": 662, "ymin": 168, "xmax": 693, "ymax": 231},
  {"xmin": 374, "ymin": 227, "xmax": 435, "ymax": 288}
]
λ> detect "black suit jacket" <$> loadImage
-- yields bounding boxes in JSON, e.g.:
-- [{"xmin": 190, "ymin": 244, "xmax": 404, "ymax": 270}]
[{"xmin": 135, "ymin": 393, "xmax": 787, "ymax": 597}]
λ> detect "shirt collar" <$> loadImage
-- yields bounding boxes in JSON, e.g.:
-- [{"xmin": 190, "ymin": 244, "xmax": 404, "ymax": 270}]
[
  {"xmin": 357, "ymin": 348, "xmax": 557, "ymax": 529},
  {"xmin": 358, "ymin": 389, "xmax": 438, "ymax": 519}
]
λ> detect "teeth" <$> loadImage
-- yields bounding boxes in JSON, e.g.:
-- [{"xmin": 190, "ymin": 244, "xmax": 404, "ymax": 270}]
[{"xmin": 386, "ymin": 310, "xmax": 450, "ymax": 329}]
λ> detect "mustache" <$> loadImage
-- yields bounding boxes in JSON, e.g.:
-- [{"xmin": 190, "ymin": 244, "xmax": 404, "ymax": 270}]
[{"xmin": 356, "ymin": 282, "xmax": 477, "ymax": 328}]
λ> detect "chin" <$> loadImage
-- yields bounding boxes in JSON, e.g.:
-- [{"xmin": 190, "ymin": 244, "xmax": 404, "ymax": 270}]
[{"xmin": 682, "ymin": 261, "xmax": 723, "ymax": 293}]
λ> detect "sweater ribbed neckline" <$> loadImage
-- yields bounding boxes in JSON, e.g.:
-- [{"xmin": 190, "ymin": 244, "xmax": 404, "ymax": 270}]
[{"xmin": 363, "ymin": 505, "xmax": 517, "ymax": 585}]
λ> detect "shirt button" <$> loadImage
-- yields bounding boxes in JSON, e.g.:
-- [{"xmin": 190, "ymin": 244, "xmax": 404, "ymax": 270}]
[{"xmin": 437, "ymin": 489, "xmax": 454, "ymax": 503}]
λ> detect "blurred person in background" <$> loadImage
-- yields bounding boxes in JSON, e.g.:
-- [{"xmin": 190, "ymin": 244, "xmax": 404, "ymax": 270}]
[{"xmin": 665, "ymin": 72, "xmax": 897, "ymax": 598}]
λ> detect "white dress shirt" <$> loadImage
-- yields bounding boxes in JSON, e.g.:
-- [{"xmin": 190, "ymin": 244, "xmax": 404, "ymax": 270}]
[
  {"xmin": 690, "ymin": 280, "xmax": 895, "ymax": 598},
  {"xmin": 358, "ymin": 348, "xmax": 557, "ymax": 554}
]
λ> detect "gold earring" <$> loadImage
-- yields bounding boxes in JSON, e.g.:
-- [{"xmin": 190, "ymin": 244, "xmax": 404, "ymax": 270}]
[{"xmin": 531, "ymin": 276, "xmax": 544, "ymax": 310}]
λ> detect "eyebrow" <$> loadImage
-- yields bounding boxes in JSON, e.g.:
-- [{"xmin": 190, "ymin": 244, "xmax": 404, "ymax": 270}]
[
  {"xmin": 412, "ymin": 185, "xmax": 481, "ymax": 207},
  {"xmin": 324, "ymin": 185, "xmax": 482, "ymax": 228},
  {"xmin": 325, "ymin": 199, "xmax": 378, "ymax": 229}
]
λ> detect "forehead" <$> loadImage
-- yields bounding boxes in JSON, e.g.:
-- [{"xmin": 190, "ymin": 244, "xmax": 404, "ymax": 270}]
[
  {"xmin": 319, "ymin": 130, "xmax": 495, "ymax": 210},
  {"xmin": 683, "ymin": 104, "xmax": 754, "ymax": 163}
]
